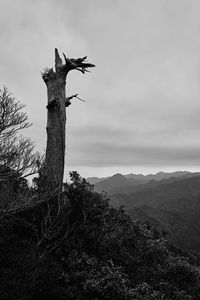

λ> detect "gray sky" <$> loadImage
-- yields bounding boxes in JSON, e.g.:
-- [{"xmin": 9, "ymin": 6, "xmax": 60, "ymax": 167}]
[{"xmin": 1, "ymin": 0, "xmax": 200, "ymax": 178}]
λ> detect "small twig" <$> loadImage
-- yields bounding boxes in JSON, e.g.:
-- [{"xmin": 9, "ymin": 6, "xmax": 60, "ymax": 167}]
[
  {"xmin": 75, "ymin": 95, "xmax": 86, "ymax": 102},
  {"xmin": 66, "ymin": 94, "xmax": 86, "ymax": 103}
]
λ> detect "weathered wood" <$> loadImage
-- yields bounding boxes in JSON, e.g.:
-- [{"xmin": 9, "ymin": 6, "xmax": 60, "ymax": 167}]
[{"xmin": 42, "ymin": 49, "xmax": 95, "ymax": 189}]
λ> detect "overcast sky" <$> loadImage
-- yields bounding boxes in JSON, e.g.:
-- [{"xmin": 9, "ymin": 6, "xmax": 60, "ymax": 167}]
[{"xmin": 1, "ymin": 0, "xmax": 200, "ymax": 178}]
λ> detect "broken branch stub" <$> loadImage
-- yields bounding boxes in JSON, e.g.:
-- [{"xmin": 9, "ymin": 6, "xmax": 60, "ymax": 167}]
[{"xmin": 65, "ymin": 94, "xmax": 86, "ymax": 107}]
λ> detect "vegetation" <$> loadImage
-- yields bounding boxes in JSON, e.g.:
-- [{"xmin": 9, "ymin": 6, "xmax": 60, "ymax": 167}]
[
  {"xmin": 0, "ymin": 87, "xmax": 42, "ymax": 211},
  {"xmin": 0, "ymin": 171, "xmax": 200, "ymax": 299},
  {"xmin": 0, "ymin": 87, "xmax": 41, "ymax": 179}
]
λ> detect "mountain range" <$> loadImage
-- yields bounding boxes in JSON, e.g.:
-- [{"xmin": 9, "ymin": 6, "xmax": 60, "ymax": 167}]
[
  {"xmin": 87, "ymin": 171, "xmax": 192, "ymax": 185},
  {"xmin": 88, "ymin": 171, "xmax": 199, "ymax": 195},
  {"xmin": 87, "ymin": 172, "xmax": 200, "ymax": 252}
]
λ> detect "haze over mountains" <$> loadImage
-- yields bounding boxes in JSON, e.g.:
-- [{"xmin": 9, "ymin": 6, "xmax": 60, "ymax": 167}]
[
  {"xmin": 88, "ymin": 171, "xmax": 199, "ymax": 195},
  {"xmin": 87, "ymin": 171, "xmax": 192, "ymax": 185},
  {"xmin": 87, "ymin": 171, "xmax": 200, "ymax": 252}
]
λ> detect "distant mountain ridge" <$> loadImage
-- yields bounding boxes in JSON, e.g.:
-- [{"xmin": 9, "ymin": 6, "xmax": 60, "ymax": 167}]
[
  {"xmin": 89, "ymin": 171, "xmax": 199, "ymax": 195},
  {"xmin": 87, "ymin": 171, "xmax": 195, "ymax": 184},
  {"xmin": 86, "ymin": 176, "xmax": 109, "ymax": 185},
  {"xmin": 125, "ymin": 171, "xmax": 194, "ymax": 181},
  {"xmin": 111, "ymin": 175, "xmax": 200, "ymax": 211},
  {"xmin": 87, "ymin": 171, "xmax": 200, "ymax": 252},
  {"xmin": 94, "ymin": 173, "xmax": 132, "ymax": 194}
]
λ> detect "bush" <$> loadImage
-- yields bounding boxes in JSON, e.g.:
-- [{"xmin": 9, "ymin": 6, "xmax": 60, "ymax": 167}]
[{"xmin": 0, "ymin": 171, "xmax": 200, "ymax": 299}]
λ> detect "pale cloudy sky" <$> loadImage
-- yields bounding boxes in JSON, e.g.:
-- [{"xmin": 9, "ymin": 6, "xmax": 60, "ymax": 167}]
[{"xmin": 1, "ymin": 0, "xmax": 200, "ymax": 178}]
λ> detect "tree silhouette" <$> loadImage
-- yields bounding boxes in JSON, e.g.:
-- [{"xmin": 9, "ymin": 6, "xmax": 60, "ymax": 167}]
[{"xmin": 42, "ymin": 49, "xmax": 95, "ymax": 189}]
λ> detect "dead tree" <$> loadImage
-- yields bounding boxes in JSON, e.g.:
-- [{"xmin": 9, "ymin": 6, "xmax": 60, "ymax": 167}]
[{"xmin": 42, "ymin": 49, "xmax": 95, "ymax": 189}]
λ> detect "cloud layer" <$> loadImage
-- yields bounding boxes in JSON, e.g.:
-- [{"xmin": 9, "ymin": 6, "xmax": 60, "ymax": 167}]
[{"xmin": 1, "ymin": 0, "xmax": 200, "ymax": 177}]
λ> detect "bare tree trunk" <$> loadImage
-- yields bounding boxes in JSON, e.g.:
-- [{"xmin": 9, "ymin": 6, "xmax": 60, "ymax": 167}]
[
  {"xmin": 42, "ymin": 50, "xmax": 66, "ymax": 188},
  {"xmin": 42, "ymin": 49, "xmax": 95, "ymax": 189}
]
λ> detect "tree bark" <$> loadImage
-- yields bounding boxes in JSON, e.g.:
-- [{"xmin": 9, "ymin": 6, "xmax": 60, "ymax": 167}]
[
  {"xmin": 42, "ymin": 49, "xmax": 67, "ymax": 188},
  {"xmin": 42, "ymin": 49, "xmax": 95, "ymax": 189}
]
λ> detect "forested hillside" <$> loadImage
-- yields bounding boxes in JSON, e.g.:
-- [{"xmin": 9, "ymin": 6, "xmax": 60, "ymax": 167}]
[
  {"xmin": 108, "ymin": 176, "xmax": 200, "ymax": 252},
  {"xmin": 1, "ymin": 172, "xmax": 200, "ymax": 299}
]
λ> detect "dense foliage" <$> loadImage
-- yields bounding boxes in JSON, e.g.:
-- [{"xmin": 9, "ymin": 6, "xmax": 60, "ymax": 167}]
[{"xmin": 0, "ymin": 171, "xmax": 200, "ymax": 299}]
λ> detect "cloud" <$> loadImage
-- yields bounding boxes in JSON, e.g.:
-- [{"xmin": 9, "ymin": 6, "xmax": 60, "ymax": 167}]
[
  {"xmin": 68, "ymin": 140, "xmax": 200, "ymax": 167},
  {"xmin": 1, "ymin": 0, "xmax": 200, "ymax": 176},
  {"xmin": 67, "ymin": 124, "xmax": 200, "ymax": 167}
]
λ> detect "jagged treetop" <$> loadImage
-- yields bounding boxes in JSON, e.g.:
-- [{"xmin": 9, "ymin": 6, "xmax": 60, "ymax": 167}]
[{"xmin": 42, "ymin": 48, "xmax": 95, "ymax": 84}]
